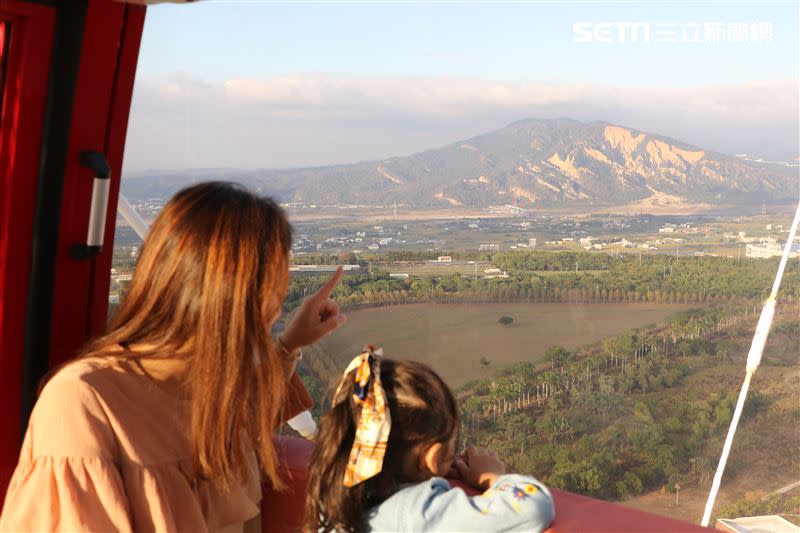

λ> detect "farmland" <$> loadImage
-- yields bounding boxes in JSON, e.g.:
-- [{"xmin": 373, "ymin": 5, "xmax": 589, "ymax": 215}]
[{"xmin": 314, "ymin": 302, "xmax": 690, "ymax": 387}]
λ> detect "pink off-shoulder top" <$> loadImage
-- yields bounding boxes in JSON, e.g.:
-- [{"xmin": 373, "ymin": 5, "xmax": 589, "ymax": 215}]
[{"xmin": 0, "ymin": 356, "xmax": 312, "ymax": 532}]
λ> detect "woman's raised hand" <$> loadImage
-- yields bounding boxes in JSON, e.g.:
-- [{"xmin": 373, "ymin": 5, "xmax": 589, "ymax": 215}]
[{"xmin": 279, "ymin": 267, "xmax": 347, "ymax": 352}]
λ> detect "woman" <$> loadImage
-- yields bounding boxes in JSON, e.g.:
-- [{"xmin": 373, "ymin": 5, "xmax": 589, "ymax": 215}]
[{"xmin": 0, "ymin": 182, "xmax": 346, "ymax": 532}]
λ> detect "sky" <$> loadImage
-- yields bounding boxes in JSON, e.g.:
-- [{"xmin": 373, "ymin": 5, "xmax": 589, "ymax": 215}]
[{"xmin": 122, "ymin": 0, "xmax": 799, "ymax": 173}]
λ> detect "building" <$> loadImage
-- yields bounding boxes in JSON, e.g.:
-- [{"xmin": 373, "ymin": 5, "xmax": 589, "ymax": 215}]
[
  {"xmin": 479, "ymin": 243, "xmax": 499, "ymax": 251},
  {"xmin": 747, "ymin": 243, "xmax": 799, "ymax": 259},
  {"xmin": 529, "ymin": 238, "xmax": 537, "ymax": 248},
  {"xmin": 436, "ymin": 256, "xmax": 453, "ymax": 263}
]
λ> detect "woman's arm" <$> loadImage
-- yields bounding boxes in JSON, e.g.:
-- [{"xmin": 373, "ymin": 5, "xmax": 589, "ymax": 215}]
[
  {"xmin": 0, "ymin": 371, "xmax": 133, "ymax": 532},
  {"xmin": 244, "ymin": 513, "xmax": 261, "ymax": 533},
  {"xmin": 278, "ymin": 372, "xmax": 314, "ymax": 425}
]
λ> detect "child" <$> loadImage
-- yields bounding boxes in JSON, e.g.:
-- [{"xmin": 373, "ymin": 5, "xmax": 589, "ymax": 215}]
[{"xmin": 306, "ymin": 349, "xmax": 555, "ymax": 532}]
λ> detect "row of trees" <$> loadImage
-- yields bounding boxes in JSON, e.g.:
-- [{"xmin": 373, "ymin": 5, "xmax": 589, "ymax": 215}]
[
  {"xmin": 465, "ymin": 307, "xmax": 749, "ymax": 420},
  {"xmin": 459, "ymin": 309, "xmax": 798, "ymax": 503},
  {"xmin": 285, "ymin": 272, "xmax": 784, "ymax": 313},
  {"xmin": 284, "ymin": 250, "xmax": 799, "ymax": 312}
]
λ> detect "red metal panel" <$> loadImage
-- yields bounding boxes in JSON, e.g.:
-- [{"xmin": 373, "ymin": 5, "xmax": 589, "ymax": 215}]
[
  {"xmin": 545, "ymin": 488, "xmax": 710, "ymax": 532},
  {"xmin": 89, "ymin": 4, "xmax": 145, "ymax": 335},
  {"xmin": 47, "ymin": 0, "xmax": 126, "ymax": 369},
  {"xmin": 0, "ymin": 1, "xmax": 55, "ymax": 503}
]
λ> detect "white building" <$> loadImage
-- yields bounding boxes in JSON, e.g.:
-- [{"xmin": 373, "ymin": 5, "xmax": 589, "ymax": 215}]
[
  {"xmin": 746, "ymin": 243, "xmax": 798, "ymax": 259},
  {"xmin": 436, "ymin": 256, "xmax": 453, "ymax": 263},
  {"xmin": 479, "ymin": 243, "xmax": 498, "ymax": 251}
]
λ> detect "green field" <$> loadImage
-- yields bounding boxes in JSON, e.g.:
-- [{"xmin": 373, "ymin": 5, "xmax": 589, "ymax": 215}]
[{"xmin": 318, "ymin": 303, "xmax": 691, "ymax": 386}]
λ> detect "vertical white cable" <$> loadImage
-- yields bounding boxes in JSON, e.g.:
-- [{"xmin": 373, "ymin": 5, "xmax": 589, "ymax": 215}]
[{"xmin": 700, "ymin": 198, "xmax": 800, "ymax": 526}]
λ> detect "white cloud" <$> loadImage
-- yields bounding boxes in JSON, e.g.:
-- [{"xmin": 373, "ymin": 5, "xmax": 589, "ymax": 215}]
[{"xmin": 122, "ymin": 73, "xmax": 799, "ymax": 172}]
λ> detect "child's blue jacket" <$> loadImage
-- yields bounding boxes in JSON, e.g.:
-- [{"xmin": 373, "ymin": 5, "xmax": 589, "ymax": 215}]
[{"xmin": 364, "ymin": 474, "xmax": 555, "ymax": 532}]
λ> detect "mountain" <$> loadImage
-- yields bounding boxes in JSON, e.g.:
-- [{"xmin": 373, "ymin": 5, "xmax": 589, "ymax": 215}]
[{"xmin": 122, "ymin": 118, "xmax": 798, "ymax": 209}]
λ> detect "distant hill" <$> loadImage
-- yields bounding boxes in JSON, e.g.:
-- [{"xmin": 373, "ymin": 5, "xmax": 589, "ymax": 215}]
[{"xmin": 122, "ymin": 118, "xmax": 798, "ymax": 209}]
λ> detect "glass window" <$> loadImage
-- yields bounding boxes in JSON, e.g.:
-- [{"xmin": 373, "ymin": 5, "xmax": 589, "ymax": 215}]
[{"xmin": 120, "ymin": 2, "xmax": 799, "ymax": 525}]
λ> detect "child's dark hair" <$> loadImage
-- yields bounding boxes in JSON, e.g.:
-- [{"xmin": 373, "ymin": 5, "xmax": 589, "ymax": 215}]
[{"xmin": 306, "ymin": 359, "xmax": 459, "ymax": 533}]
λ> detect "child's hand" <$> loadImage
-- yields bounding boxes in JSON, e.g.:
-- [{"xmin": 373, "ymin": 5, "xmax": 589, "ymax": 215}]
[{"xmin": 454, "ymin": 446, "xmax": 506, "ymax": 490}]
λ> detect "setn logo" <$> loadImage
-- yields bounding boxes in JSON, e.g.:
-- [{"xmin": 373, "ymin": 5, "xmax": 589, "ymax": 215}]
[{"xmin": 573, "ymin": 22, "xmax": 651, "ymax": 43}]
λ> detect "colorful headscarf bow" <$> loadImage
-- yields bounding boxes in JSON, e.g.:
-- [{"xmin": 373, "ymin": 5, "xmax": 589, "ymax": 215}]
[{"xmin": 332, "ymin": 347, "xmax": 391, "ymax": 487}]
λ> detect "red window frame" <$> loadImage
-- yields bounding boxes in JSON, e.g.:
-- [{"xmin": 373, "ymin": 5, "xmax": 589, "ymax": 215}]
[
  {"xmin": 0, "ymin": 0, "xmax": 56, "ymax": 502},
  {"xmin": 0, "ymin": 0, "xmax": 145, "ymax": 502}
]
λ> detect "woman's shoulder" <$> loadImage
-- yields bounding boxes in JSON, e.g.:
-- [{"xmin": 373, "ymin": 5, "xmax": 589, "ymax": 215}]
[
  {"xmin": 43, "ymin": 355, "xmax": 162, "ymax": 402},
  {"xmin": 38, "ymin": 356, "xmax": 111, "ymax": 400},
  {"xmin": 46, "ymin": 355, "xmax": 117, "ymax": 383},
  {"xmin": 29, "ymin": 357, "xmax": 136, "ymax": 459},
  {"xmin": 39, "ymin": 357, "xmax": 131, "ymax": 410}
]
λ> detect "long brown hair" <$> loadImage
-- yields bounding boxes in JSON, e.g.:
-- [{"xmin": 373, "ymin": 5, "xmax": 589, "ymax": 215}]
[
  {"xmin": 80, "ymin": 181, "xmax": 292, "ymax": 489},
  {"xmin": 306, "ymin": 359, "xmax": 459, "ymax": 533}
]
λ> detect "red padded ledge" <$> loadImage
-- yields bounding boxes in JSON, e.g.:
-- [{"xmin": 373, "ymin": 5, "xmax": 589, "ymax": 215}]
[{"xmin": 263, "ymin": 437, "xmax": 709, "ymax": 532}]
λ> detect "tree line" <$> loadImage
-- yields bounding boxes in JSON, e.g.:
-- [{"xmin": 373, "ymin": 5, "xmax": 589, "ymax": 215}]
[{"xmin": 285, "ymin": 250, "xmax": 798, "ymax": 312}]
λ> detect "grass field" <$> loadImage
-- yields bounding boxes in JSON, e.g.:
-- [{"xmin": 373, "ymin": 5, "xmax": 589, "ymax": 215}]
[{"xmin": 318, "ymin": 302, "xmax": 690, "ymax": 387}]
